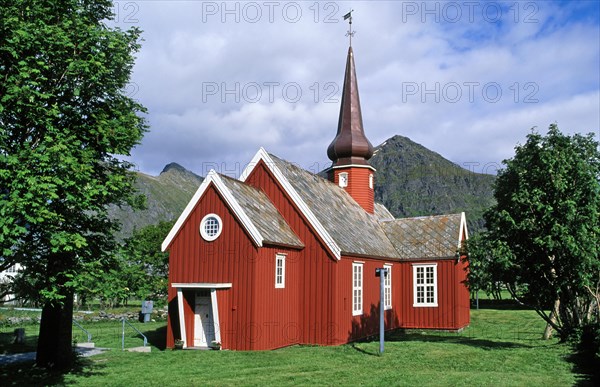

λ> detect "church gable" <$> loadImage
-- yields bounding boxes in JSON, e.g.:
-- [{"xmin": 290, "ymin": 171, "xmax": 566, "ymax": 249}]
[{"xmin": 162, "ymin": 169, "xmax": 301, "ymax": 252}]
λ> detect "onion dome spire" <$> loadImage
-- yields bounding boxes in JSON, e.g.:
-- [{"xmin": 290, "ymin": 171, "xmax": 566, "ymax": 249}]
[{"xmin": 327, "ymin": 46, "xmax": 374, "ymax": 167}]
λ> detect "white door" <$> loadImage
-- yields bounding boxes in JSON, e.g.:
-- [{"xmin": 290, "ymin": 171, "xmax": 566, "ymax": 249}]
[{"xmin": 194, "ymin": 291, "xmax": 215, "ymax": 347}]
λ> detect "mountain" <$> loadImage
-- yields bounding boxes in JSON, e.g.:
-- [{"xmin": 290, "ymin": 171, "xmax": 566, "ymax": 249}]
[
  {"xmin": 370, "ymin": 135, "xmax": 496, "ymax": 232},
  {"xmin": 110, "ymin": 135, "xmax": 496, "ymax": 239},
  {"xmin": 108, "ymin": 163, "xmax": 203, "ymax": 240}
]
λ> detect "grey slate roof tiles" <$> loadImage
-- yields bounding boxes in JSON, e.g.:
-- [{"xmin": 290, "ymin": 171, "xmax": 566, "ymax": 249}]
[
  {"xmin": 269, "ymin": 155, "xmax": 401, "ymax": 259},
  {"xmin": 220, "ymin": 174, "xmax": 304, "ymax": 248},
  {"xmin": 381, "ymin": 214, "xmax": 463, "ymax": 259},
  {"xmin": 268, "ymin": 154, "xmax": 465, "ymax": 260}
]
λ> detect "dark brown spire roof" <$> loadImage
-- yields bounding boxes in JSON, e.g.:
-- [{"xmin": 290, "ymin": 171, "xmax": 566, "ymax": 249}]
[{"xmin": 327, "ymin": 46, "xmax": 374, "ymax": 166}]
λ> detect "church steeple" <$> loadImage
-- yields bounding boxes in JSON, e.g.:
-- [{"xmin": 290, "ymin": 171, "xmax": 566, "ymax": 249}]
[
  {"xmin": 327, "ymin": 46, "xmax": 374, "ymax": 166},
  {"xmin": 326, "ymin": 46, "xmax": 376, "ymax": 214}
]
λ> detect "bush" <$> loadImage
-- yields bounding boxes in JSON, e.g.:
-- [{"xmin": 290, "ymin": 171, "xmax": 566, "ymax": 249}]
[{"xmin": 578, "ymin": 323, "xmax": 600, "ymax": 358}]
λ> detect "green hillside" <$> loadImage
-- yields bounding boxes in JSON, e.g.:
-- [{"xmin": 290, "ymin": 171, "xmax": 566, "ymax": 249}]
[
  {"xmin": 110, "ymin": 135, "xmax": 495, "ymax": 239},
  {"xmin": 370, "ymin": 135, "xmax": 496, "ymax": 232},
  {"xmin": 108, "ymin": 163, "xmax": 203, "ymax": 240}
]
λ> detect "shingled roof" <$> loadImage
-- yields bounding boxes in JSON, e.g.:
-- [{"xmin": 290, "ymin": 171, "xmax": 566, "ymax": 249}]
[
  {"xmin": 219, "ymin": 175, "xmax": 303, "ymax": 248},
  {"xmin": 381, "ymin": 213, "xmax": 466, "ymax": 260},
  {"xmin": 268, "ymin": 154, "xmax": 401, "ymax": 259},
  {"xmin": 243, "ymin": 150, "xmax": 467, "ymax": 261}
]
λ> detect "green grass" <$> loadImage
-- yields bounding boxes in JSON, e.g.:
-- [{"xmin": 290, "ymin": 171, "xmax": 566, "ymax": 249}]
[
  {"xmin": 0, "ymin": 307, "xmax": 596, "ymax": 386},
  {"xmin": 1, "ymin": 320, "xmax": 165, "ymax": 354}
]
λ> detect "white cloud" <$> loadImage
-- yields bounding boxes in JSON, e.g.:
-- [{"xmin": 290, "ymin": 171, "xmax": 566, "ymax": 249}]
[{"xmin": 124, "ymin": 1, "xmax": 600, "ymax": 177}]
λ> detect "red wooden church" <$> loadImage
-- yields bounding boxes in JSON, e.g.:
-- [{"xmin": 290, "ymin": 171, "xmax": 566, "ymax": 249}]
[{"xmin": 161, "ymin": 46, "xmax": 470, "ymax": 350}]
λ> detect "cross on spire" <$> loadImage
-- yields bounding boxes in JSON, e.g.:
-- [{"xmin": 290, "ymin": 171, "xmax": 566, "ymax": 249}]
[{"xmin": 344, "ymin": 10, "xmax": 355, "ymax": 47}]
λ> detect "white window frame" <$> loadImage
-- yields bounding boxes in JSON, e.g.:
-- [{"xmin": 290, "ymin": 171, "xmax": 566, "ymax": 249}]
[
  {"xmin": 275, "ymin": 254, "xmax": 286, "ymax": 288},
  {"xmin": 413, "ymin": 263, "xmax": 438, "ymax": 307},
  {"xmin": 352, "ymin": 262, "xmax": 363, "ymax": 316},
  {"xmin": 200, "ymin": 213, "xmax": 223, "ymax": 242},
  {"xmin": 384, "ymin": 264, "xmax": 392, "ymax": 310},
  {"xmin": 338, "ymin": 172, "xmax": 348, "ymax": 188},
  {"xmin": 369, "ymin": 174, "xmax": 374, "ymax": 190}
]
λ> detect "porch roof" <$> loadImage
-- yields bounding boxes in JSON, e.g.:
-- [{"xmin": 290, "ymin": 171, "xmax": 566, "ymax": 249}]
[{"xmin": 171, "ymin": 283, "xmax": 232, "ymax": 289}]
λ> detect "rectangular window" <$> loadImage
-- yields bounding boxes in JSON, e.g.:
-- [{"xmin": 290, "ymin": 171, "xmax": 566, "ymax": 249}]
[
  {"xmin": 413, "ymin": 264, "xmax": 438, "ymax": 307},
  {"xmin": 384, "ymin": 264, "xmax": 392, "ymax": 310},
  {"xmin": 352, "ymin": 262, "xmax": 363, "ymax": 315},
  {"xmin": 275, "ymin": 254, "xmax": 286, "ymax": 288},
  {"xmin": 338, "ymin": 172, "xmax": 348, "ymax": 188}
]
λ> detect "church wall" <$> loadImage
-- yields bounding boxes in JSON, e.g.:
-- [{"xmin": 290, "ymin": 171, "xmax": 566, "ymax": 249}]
[
  {"xmin": 250, "ymin": 246, "xmax": 302, "ymax": 349},
  {"xmin": 333, "ymin": 256, "xmax": 470, "ymax": 343},
  {"xmin": 166, "ymin": 184, "xmax": 259, "ymax": 350},
  {"xmin": 245, "ymin": 161, "xmax": 339, "ymax": 346},
  {"xmin": 454, "ymin": 255, "xmax": 471, "ymax": 328},
  {"xmin": 395, "ymin": 259, "xmax": 469, "ymax": 330},
  {"xmin": 335, "ymin": 257, "xmax": 401, "ymax": 344}
]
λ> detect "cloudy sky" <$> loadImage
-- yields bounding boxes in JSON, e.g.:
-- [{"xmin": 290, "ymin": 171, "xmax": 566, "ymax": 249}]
[{"xmin": 117, "ymin": 0, "xmax": 600, "ymax": 177}]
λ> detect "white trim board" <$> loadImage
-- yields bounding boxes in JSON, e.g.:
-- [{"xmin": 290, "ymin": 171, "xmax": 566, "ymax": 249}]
[
  {"xmin": 327, "ymin": 164, "xmax": 376, "ymax": 171},
  {"xmin": 172, "ymin": 283, "xmax": 232, "ymax": 289},
  {"xmin": 176, "ymin": 288, "xmax": 187, "ymax": 348},
  {"xmin": 458, "ymin": 212, "xmax": 469, "ymax": 245},
  {"xmin": 210, "ymin": 289, "xmax": 222, "ymax": 345}
]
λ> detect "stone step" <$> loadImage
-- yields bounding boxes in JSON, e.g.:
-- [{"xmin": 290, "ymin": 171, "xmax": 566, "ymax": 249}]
[
  {"xmin": 75, "ymin": 342, "xmax": 95, "ymax": 348},
  {"xmin": 126, "ymin": 346, "xmax": 151, "ymax": 353}
]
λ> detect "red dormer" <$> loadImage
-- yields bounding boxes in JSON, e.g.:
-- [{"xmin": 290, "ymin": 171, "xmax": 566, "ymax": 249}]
[{"xmin": 326, "ymin": 47, "xmax": 375, "ymax": 213}]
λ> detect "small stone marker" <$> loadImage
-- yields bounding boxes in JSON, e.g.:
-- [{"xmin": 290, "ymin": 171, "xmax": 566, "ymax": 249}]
[{"xmin": 13, "ymin": 328, "xmax": 25, "ymax": 344}]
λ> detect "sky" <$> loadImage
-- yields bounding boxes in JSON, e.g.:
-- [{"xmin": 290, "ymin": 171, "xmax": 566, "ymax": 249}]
[{"xmin": 116, "ymin": 0, "xmax": 600, "ymax": 178}]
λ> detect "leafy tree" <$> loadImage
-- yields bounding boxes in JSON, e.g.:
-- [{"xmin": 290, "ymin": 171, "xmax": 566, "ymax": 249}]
[
  {"xmin": 73, "ymin": 221, "xmax": 172, "ymax": 309},
  {"xmin": 484, "ymin": 124, "xmax": 599, "ymax": 340},
  {"xmin": 0, "ymin": 0, "xmax": 146, "ymax": 369},
  {"xmin": 120, "ymin": 220, "xmax": 173, "ymax": 302},
  {"xmin": 464, "ymin": 233, "xmax": 512, "ymax": 300}
]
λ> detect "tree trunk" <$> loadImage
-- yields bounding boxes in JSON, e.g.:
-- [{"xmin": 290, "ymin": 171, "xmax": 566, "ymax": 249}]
[
  {"xmin": 36, "ymin": 292, "xmax": 74, "ymax": 370},
  {"xmin": 543, "ymin": 298, "xmax": 560, "ymax": 340},
  {"xmin": 36, "ymin": 251, "xmax": 76, "ymax": 370}
]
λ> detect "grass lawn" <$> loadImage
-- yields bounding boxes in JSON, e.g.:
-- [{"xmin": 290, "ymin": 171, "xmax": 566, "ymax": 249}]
[{"xmin": 0, "ymin": 306, "xmax": 596, "ymax": 386}]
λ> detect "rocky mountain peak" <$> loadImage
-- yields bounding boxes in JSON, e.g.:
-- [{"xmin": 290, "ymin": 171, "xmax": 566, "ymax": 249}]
[{"xmin": 161, "ymin": 162, "xmax": 188, "ymax": 174}]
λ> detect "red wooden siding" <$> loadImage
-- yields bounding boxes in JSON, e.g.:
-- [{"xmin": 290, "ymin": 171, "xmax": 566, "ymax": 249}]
[
  {"xmin": 455, "ymin": 223, "xmax": 471, "ymax": 327},
  {"xmin": 332, "ymin": 167, "xmax": 374, "ymax": 213},
  {"xmin": 454, "ymin": 255, "xmax": 470, "ymax": 328},
  {"xmin": 166, "ymin": 184, "xmax": 258, "ymax": 350},
  {"xmin": 333, "ymin": 256, "xmax": 469, "ymax": 343},
  {"xmin": 334, "ymin": 258, "xmax": 401, "ymax": 344},
  {"xmin": 395, "ymin": 259, "xmax": 469, "ymax": 330},
  {"xmin": 250, "ymin": 247, "xmax": 301, "ymax": 349},
  {"xmin": 245, "ymin": 161, "xmax": 338, "ymax": 346}
]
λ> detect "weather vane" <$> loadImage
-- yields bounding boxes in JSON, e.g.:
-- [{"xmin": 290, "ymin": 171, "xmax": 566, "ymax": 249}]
[{"xmin": 344, "ymin": 10, "xmax": 355, "ymax": 47}]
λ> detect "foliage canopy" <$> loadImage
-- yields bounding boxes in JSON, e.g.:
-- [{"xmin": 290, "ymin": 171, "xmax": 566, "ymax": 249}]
[
  {"xmin": 0, "ymin": 0, "xmax": 146, "ymax": 368},
  {"xmin": 473, "ymin": 124, "xmax": 600, "ymax": 339}
]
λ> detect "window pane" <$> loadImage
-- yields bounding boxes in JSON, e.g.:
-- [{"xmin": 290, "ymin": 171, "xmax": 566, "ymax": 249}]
[
  {"xmin": 353, "ymin": 264, "xmax": 363, "ymax": 313},
  {"xmin": 205, "ymin": 217, "xmax": 219, "ymax": 236}
]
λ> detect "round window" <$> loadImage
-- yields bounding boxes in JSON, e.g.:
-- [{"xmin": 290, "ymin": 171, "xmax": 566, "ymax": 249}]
[{"xmin": 200, "ymin": 214, "xmax": 223, "ymax": 241}]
